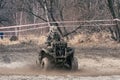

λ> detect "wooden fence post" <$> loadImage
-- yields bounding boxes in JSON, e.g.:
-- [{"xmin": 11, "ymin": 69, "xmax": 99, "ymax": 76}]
[{"xmin": 15, "ymin": 27, "xmax": 18, "ymax": 37}]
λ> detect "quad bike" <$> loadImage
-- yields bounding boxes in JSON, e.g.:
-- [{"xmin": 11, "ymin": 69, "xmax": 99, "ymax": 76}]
[{"xmin": 37, "ymin": 40, "xmax": 78, "ymax": 71}]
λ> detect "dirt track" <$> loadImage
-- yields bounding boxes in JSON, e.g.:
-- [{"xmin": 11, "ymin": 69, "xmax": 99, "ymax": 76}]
[{"xmin": 1, "ymin": 42, "xmax": 120, "ymax": 79}]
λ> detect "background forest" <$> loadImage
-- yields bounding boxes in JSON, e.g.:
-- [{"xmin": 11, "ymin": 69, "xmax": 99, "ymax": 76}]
[
  {"xmin": 0, "ymin": 0, "xmax": 120, "ymax": 42},
  {"xmin": 0, "ymin": 0, "xmax": 115, "ymax": 26}
]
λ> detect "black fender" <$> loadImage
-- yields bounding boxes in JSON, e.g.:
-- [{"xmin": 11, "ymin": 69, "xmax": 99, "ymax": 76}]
[{"xmin": 39, "ymin": 48, "xmax": 49, "ymax": 57}]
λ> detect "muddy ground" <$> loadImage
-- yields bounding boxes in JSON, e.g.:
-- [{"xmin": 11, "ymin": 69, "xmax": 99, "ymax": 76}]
[{"xmin": 1, "ymin": 41, "xmax": 120, "ymax": 79}]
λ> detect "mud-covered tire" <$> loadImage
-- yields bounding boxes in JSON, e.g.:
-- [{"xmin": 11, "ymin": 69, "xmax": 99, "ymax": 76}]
[
  {"xmin": 41, "ymin": 57, "xmax": 51, "ymax": 70},
  {"xmin": 71, "ymin": 57, "xmax": 78, "ymax": 71}
]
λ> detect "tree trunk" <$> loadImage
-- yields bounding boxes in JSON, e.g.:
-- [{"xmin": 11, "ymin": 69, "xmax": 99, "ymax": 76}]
[{"xmin": 107, "ymin": 0, "xmax": 120, "ymax": 42}]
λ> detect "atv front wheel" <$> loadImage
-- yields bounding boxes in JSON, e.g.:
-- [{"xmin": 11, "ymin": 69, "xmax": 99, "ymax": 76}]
[
  {"xmin": 41, "ymin": 57, "xmax": 51, "ymax": 70},
  {"xmin": 71, "ymin": 57, "xmax": 78, "ymax": 71}
]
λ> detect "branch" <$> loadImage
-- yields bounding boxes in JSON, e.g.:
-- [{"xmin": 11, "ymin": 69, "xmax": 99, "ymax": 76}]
[
  {"xmin": 37, "ymin": 0, "xmax": 45, "ymax": 11},
  {"xmin": 107, "ymin": 0, "xmax": 116, "ymax": 18},
  {"xmin": 18, "ymin": 8, "xmax": 47, "ymax": 22},
  {"xmin": 64, "ymin": 25, "xmax": 81, "ymax": 37}
]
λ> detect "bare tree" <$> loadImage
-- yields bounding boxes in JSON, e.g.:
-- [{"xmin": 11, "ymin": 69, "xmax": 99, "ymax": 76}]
[
  {"xmin": 107, "ymin": 0, "xmax": 120, "ymax": 42},
  {"xmin": 0, "ymin": 0, "xmax": 12, "ymax": 26}
]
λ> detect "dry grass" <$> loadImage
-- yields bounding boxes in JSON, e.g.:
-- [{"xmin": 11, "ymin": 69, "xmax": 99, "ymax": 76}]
[
  {"xmin": 19, "ymin": 35, "xmax": 46, "ymax": 45},
  {"xmin": 69, "ymin": 32, "xmax": 112, "ymax": 45},
  {"xmin": 0, "ymin": 32, "xmax": 118, "ymax": 48},
  {"xmin": 0, "ymin": 38, "xmax": 19, "ymax": 45},
  {"xmin": 0, "ymin": 35, "xmax": 47, "ymax": 46}
]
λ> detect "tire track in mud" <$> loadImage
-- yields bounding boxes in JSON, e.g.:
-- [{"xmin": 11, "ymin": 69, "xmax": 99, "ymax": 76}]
[
  {"xmin": 0, "ymin": 61, "xmax": 120, "ymax": 77},
  {"xmin": 1, "ymin": 75, "xmax": 120, "ymax": 80}
]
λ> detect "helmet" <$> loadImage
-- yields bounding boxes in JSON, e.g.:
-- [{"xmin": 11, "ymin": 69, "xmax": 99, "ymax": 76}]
[{"xmin": 49, "ymin": 26, "xmax": 57, "ymax": 32}]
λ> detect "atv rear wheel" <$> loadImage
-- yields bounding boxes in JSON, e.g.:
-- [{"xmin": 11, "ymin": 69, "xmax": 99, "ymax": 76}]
[
  {"xmin": 71, "ymin": 57, "xmax": 78, "ymax": 71},
  {"xmin": 41, "ymin": 57, "xmax": 51, "ymax": 70}
]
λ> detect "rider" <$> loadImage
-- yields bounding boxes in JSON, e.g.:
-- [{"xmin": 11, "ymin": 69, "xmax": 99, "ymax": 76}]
[{"xmin": 46, "ymin": 26, "xmax": 61, "ymax": 46}]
